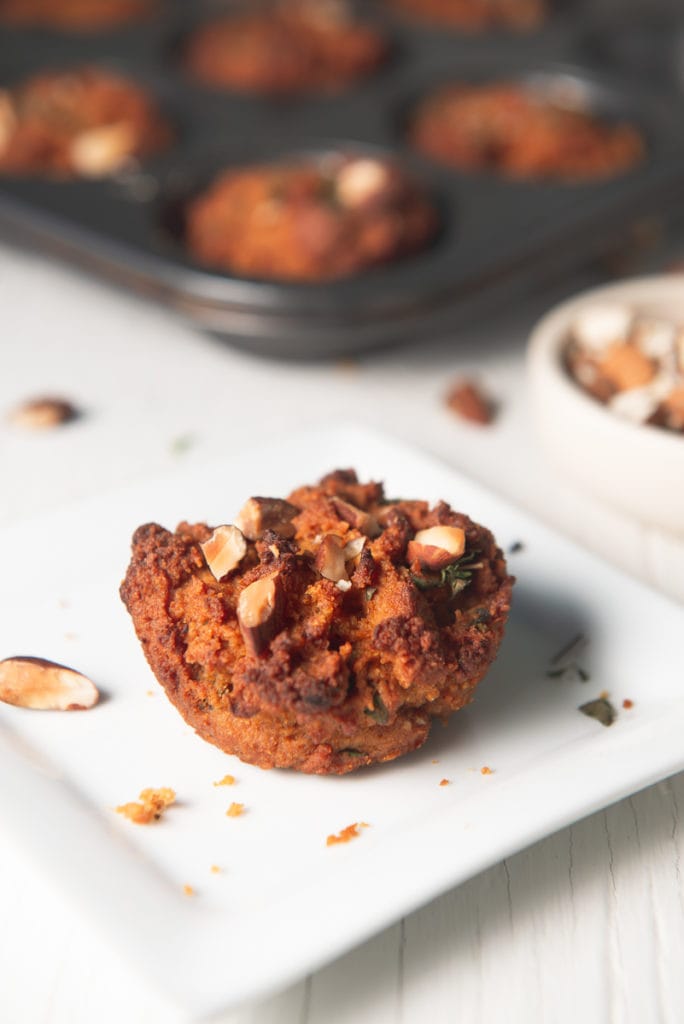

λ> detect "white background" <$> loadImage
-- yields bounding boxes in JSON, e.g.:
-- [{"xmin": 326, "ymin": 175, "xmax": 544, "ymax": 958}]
[{"xmin": 1, "ymin": 242, "xmax": 683, "ymax": 1024}]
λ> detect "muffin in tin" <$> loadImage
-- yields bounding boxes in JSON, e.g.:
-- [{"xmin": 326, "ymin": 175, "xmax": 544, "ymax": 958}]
[
  {"xmin": 0, "ymin": 0, "xmax": 157, "ymax": 31},
  {"xmin": 386, "ymin": 0, "xmax": 546, "ymax": 31},
  {"xmin": 409, "ymin": 82, "xmax": 645, "ymax": 181},
  {"xmin": 185, "ymin": 153, "xmax": 438, "ymax": 283},
  {"xmin": 0, "ymin": 67, "xmax": 171, "ymax": 178},
  {"xmin": 184, "ymin": 0, "xmax": 389, "ymax": 95},
  {"xmin": 120, "ymin": 470, "xmax": 514, "ymax": 775}
]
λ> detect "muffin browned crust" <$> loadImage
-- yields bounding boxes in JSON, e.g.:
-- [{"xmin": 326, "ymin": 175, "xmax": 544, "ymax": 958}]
[
  {"xmin": 120, "ymin": 470, "xmax": 514, "ymax": 775},
  {"xmin": 0, "ymin": 0, "xmax": 156, "ymax": 30},
  {"xmin": 184, "ymin": 1, "xmax": 388, "ymax": 95},
  {"xmin": 410, "ymin": 82, "xmax": 645, "ymax": 181},
  {"xmin": 386, "ymin": 0, "xmax": 546, "ymax": 31},
  {"xmin": 0, "ymin": 67, "xmax": 171, "ymax": 178},
  {"xmin": 186, "ymin": 154, "xmax": 437, "ymax": 282}
]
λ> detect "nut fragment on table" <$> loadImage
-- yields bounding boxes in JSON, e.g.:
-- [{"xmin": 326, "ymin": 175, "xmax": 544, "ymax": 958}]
[
  {"xmin": 445, "ymin": 379, "xmax": 494, "ymax": 425},
  {"xmin": 0, "ymin": 656, "xmax": 99, "ymax": 710},
  {"xmin": 116, "ymin": 787, "xmax": 176, "ymax": 824},
  {"xmin": 8, "ymin": 396, "xmax": 78, "ymax": 430}
]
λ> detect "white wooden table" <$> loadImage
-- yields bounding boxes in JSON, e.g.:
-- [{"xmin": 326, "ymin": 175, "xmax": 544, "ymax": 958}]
[{"xmin": 1, "ymin": 243, "xmax": 683, "ymax": 1024}]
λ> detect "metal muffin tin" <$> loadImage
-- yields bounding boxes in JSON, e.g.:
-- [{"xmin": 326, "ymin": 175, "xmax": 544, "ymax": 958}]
[{"xmin": 1, "ymin": 0, "xmax": 684, "ymax": 358}]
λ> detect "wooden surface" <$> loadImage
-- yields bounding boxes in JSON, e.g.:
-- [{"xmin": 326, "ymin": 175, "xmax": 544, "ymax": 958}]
[{"xmin": 1, "ymin": 245, "xmax": 683, "ymax": 1024}]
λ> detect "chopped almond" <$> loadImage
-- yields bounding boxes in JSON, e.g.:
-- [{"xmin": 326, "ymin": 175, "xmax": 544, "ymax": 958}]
[
  {"xmin": 315, "ymin": 534, "xmax": 349, "ymax": 584},
  {"xmin": 200, "ymin": 524, "xmax": 246, "ymax": 581},
  {"xmin": 0, "ymin": 656, "xmax": 98, "ymax": 711},
  {"xmin": 445, "ymin": 379, "xmax": 493, "ymax": 425},
  {"xmin": 407, "ymin": 525, "xmax": 466, "ymax": 572},
  {"xmin": 235, "ymin": 497, "xmax": 298, "ymax": 541},
  {"xmin": 9, "ymin": 396, "xmax": 78, "ymax": 430},
  {"xmin": 237, "ymin": 575, "xmax": 281, "ymax": 656},
  {"xmin": 598, "ymin": 342, "xmax": 655, "ymax": 391},
  {"xmin": 330, "ymin": 496, "xmax": 381, "ymax": 538},
  {"xmin": 116, "ymin": 787, "xmax": 176, "ymax": 825}
]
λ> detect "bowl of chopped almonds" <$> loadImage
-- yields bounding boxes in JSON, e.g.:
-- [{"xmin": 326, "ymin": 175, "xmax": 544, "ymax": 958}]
[{"xmin": 527, "ymin": 275, "xmax": 684, "ymax": 534}]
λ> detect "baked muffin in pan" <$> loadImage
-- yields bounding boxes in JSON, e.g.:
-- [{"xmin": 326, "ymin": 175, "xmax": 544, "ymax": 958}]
[
  {"xmin": 185, "ymin": 152, "xmax": 438, "ymax": 282},
  {"xmin": 0, "ymin": 66, "xmax": 171, "ymax": 178},
  {"xmin": 409, "ymin": 81, "xmax": 645, "ymax": 181},
  {"xmin": 386, "ymin": 0, "xmax": 546, "ymax": 31},
  {"xmin": 184, "ymin": 0, "xmax": 389, "ymax": 95},
  {"xmin": 121, "ymin": 470, "xmax": 514, "ymax": 775},
  {"xmin": 0, "ymin": 0, "xmax": 157, "ymax": 31}
]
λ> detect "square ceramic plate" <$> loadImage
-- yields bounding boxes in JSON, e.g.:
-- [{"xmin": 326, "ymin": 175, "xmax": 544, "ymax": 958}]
[{"xmin": 1, "ymin": 425, "xmax": 683, "ymax": 1018}]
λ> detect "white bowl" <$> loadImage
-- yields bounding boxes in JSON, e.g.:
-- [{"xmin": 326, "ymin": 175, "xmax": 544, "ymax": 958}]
[{"xmin": 527, "ymin": 275, "xmax": 684, "ymax": 535}]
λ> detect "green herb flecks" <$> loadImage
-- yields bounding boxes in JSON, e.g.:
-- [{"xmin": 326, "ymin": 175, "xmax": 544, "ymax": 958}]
[
  {"xmin": 579, "ymin": 697, "xmax": 616, "ymax": 727},
  {"xmin": 339, "ymin": 748, "xmax": 364, "ymax": 757},
  {"xmin": 546, "ymin": 633, "xmax": 590, "ymax": 682},
  {"xmin": 170, "ymin": 433, "xmax": 195, "ymax": 457},
  {"xmin": 364, "ymin": 690, "xmax": 389, "ymax": 725},
  {"xmin": 411, "ymin": 550, "xmax": 483, "ymax": 599},
  {"xmin": 365, "ymin": 586, "xmax": 377, "ymax": 602}
]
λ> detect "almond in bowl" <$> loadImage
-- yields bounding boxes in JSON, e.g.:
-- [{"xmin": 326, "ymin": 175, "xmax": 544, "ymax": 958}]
[{"xmin": 527, "ymin": 276, "xmax": 684, "ymax": 534}]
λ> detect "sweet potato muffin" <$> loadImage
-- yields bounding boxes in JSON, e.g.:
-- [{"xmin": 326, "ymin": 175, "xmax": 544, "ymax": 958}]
[
  {"xmin": 0, "ymin": 67, "xmax": 171, "ymax": 178},
  {"xmin": 184, "ymin": 0, "xmax": 388, "ymax": 94},
  {"xmin": 185, "ymin": 153, "xmax": 437, "ymax": 282},
  {"xmin": 386, "ymin": 0, "xmax": 546, "ymax": 31},
  {"xmin": 0, "ymin": 0, "xmax": 156, "ymax": 30},
  {"xmin": 120, "ymin": 470, "xmax": 514, "ymax": 775},
  {"xmin": 409, "ymin": 82, "xmax": 645, "ymax": 181}
]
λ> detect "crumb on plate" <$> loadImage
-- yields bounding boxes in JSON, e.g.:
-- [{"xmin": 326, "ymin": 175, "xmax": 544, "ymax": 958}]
[
  {"xmin": 445, "ymin": 379, "xmax": 494, "ymax": 425},
  {"xmin": 439, "ymin": 778, "xmax": 451, "ymax": 786},
  {"xmin": 480, "ymin": 765, "xmax": 493, "ymax": 775},
  {"xmin": 213, "ymin": 774, "xmax": 236, "ymax": 787},
  {"xmin": 116, "ymin": 787, "xmax": 176, "ymax": 824},
  {"xmin": 326, "ymin": 822, "xmax": 369, "ymax": 846},
  {"xmin": 226, "ymin": 801, "xmax": 245, "ymax": 817}
]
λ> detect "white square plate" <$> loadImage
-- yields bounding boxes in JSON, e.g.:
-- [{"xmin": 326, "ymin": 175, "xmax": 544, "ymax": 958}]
[{"xmin": 1, "ymin": 425, "xmax": 683, "ymax": 1018}]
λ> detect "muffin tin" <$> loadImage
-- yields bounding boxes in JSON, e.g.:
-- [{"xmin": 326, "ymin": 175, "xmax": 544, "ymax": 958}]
[{"xmin": 1, "ymin": 0, "xmax": 684, "ymax": 358}]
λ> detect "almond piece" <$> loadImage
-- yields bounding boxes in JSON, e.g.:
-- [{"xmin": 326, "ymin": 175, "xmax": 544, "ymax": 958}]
[
  {"xmin": 407, "ymin": 525, "xmax": 466, "ymax": 572},
  {"xmin": 315, "ymin": 535, "xmax": 349, "ymax": 584},
  {"xmin": 69, "ymin": 122, "xmax": 136, "ymax": 177},
  {"xmin": 336, "ymin": 158, "xmax": 390, "ymax": 208},
  {"xmin": 330, "ymin": 497, "xmax": 380, "ymax": 538},
  {"xmin": 572, "ymin": 304, "xmax": 633, "ymax": 353},
  {"xmin": 598, "ymin": 342, "xmax": 656, "ymax": 391},
  {"xmin": 9, "ymin": 396, "xmax": 77, "ymax": 430},
  {"xmin": 235, "ymin": 497, "xmax": 298, "ymax": 541},
  {"xmin": 0, "ymin": 656, "xmax": 99, "ymax": 710},
  {"xmin": 200, "ymin": 524, "xmax": 246, "ymax": 580},
  {"xmin": 343, "ymin": 535, "xmax": 366, "ymax": 561},
  {"xmin": 445, "ymin": 380, "xmax": 493, "ymax": 425},
  {"xmin": 237, "ymin": 575, "xmax": 281, "ymax": 656}
]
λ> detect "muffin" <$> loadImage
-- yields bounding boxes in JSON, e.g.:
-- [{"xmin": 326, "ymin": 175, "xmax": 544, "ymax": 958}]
[
  {"xmin": 185, "ymin": 153, "xmax": 437, "ymax": 282},
  {"xmin": 120, "ymin": 469, "xmax": 514, "ymax": 775},
  {"xmin": 386, "ymin": 0, "xmax": 546, "ymax": 31},
  {"xmin": 410, "ymin": 82, "xmax": 645, "ymax": 181},
  {"xmin": 184, "ymin": 0, "xmax": 388, "ymax": 95},
  {"xmin": 0, "ymin": 0, "xmax": 157, "ymax": 30},
  {"xmin": 0, "ymin": 67, "xmax": 171, "ymax": 178}
]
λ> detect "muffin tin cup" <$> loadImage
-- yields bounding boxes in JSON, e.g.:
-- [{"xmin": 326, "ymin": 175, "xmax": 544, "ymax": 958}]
[{"xmin": 1, "ymin": 0, "xmax": 684, "ymax": 357}]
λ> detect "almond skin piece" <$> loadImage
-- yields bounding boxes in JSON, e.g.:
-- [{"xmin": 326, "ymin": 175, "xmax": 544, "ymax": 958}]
[
  {"xmin": 445, "ymin": 380, "xmax": 493, "ymax": 425},
  {"xmin": 237, "ymin": 575, "xmax": 281, "ymax": 656},
  {"xmin": 315, "ymin": 534, "xmax": 349, "ymax": 583},
  {"xmin": 330, "ymin": 496, "xmax": 381, "ymax": 538},
  {"xmin": 0, "ymin": 656, "xmax": 99, "ymax": 710},
  {"xmin": 235, "ymin": 497, "xmax": 298, "ymax": 541},
  {"xmin": 407, "ymin": 525, "xmax": 466, "ymax": 572},
  {"xmin": 9, "ymin": 396, "xmax": 78, "ymax": 430},
  {"xmin": 200, "ymin": 524, "xmax": 247, "ymax": 580}
]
